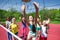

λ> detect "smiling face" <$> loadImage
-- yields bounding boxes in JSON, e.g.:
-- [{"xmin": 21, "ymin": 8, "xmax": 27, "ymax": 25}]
[
  {"xmin": 12, "ymin": 18, "xmax": 16, "ymax": 23},
  {"xmin": 29, "ymin": 16, "xmax": 33, "ymax": 21}
]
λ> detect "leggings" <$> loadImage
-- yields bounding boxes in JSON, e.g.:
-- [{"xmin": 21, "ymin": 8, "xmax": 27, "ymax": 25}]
[{"xmin": 7, "ymin": 32, "xmax": 12, "ymax": 40}]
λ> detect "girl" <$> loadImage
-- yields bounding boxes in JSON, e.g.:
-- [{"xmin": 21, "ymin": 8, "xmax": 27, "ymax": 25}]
[
  {"xmin": 6, "ymin": 17, "xmax": 12, "ymax": 40},
  {"xmin": 41, "ymin": 18, "xmax": 50, "ymax": 40},
  {"xmin": 27, "ymin": 16, "xmax": 36, "ymax": 40},
  {"xmin": 18, "ymin": 16, "xmax": 29, "ymax": 40},
  {"xmin": 18, "ymin": 4, "xmax": 29, "ymax": 40},
  {"xmin": 9, "ymin": 18, "xmax": 18, "ymax": 40},
  {"xmin": 33, "ymin": 2, "xmax": 41, "ymax": 40},
  {"xmin": 41, "ymin": 22, "xmax": 47, "ymax": 40},
  {"xmin": 36, "ymin": 18, "xmax": 41, "ymax": 40}
]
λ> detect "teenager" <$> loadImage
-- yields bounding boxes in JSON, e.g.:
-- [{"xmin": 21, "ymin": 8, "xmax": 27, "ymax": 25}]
[
  {"xmin": 18, "ymin": 16, "xmax": 29, "ymax": 40},
  {"xmin": 36, "ymin": 18, "xmax": 41, "ymax": 40},
  {"xmin": 41, "ymin": 18, "xmax": 50, "ymax": 40},
  {"xmin": 43, "ymin": 18, "xmax": 50, "ymax": 34},
  {"xmin": 9, "ymin": 18, "xmax": 18, "ymax": 40},
  {"xmin": 18, "ymin": 4, "xmax": 29, "ymax": 40},
  {"xmin": 27, "ymin": 16, "xmax": 36, "ymax": 40},
  {"xmin": 5, "ymin": 17, "xmax": 12, "ymax": 40},
  {"xmin": 33, "ymin": 2, "xmax": 41, "ymax": 40}
]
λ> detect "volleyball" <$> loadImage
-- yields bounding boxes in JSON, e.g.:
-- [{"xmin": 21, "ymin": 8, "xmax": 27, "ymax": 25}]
[{"xmin": 22, "ymin": 0, "xmax": 31, "ymax": 2}]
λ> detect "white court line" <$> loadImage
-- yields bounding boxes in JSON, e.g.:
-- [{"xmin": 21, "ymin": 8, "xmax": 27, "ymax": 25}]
[{"xmin": 0, "ymin": 24, "xmax": 22, "ymax": 40}]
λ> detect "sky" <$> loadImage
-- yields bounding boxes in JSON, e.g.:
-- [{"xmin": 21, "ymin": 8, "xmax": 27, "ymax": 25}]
[{"xmin": 0, "ymin": 0, "xmax": 60, "ymax": 13}]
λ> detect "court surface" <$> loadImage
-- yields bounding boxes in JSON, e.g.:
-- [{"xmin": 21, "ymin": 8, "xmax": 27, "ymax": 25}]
[{"xmin": 0, "ymin": 24, "xmax": 60, "ymax": 40}]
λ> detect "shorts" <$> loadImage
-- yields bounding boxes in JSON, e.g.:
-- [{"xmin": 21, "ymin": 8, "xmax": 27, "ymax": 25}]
[
  {"xmin": 15, "ymin": 32, "xmax": 18, "ymax": 35},
  {"xmin": 27, "ymin": 31, "xmax": 36, "ymax": 40},
  {"xmin": 40, "ymin": 35, "xmax": 47, "ymax": 40}
]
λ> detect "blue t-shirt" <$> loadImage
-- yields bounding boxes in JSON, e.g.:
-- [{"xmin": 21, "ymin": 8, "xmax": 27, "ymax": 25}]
[
  {"xmin": 36, "ymin": 24, "xmax": 41, "ymax": 31},
  {"xmin": 29, "ymin": 24, "xmax": 32, "ymax": 31}
]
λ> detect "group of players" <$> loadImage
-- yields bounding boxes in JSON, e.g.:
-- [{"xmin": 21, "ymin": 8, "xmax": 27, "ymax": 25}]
[{"xmin": 5, "ymin": 2, "xmax": 50, "ymax": 40}]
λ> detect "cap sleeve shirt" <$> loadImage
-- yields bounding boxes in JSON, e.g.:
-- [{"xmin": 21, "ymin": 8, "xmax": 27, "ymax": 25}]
[{"xmin": 41, "ymin": 25, "xmax": 47, "ymax": 37}]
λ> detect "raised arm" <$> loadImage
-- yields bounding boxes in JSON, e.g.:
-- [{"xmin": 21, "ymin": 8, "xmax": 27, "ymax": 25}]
[
  {"xmin": 33, "ymin": 2, "xmax": 39, "ymax": 24},
  {"xmin": 21, "ymin": 4, "xmax": 27, "ymax": 21}
]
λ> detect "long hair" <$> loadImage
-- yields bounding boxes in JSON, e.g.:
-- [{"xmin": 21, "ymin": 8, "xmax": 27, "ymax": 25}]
[
  {"xmin": 28, "ymin": 16, "xmax": 36, "ymax": 33},
  {"xmin": 32, "ymin": 24, "xmax": 36, "ymax": 33},
  {"xmin": 6, "ymin": 16, "xmax": 11, "ymax": 21}
]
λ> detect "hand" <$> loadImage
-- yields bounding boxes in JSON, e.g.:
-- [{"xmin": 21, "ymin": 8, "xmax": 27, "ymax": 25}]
[
  {"xmin": 33, "ymin": 2, "xmax": 39, "ymax": 10},
  {"xmin": 21, "ymin": 4, "xmax": 26, "ymax": 12}
]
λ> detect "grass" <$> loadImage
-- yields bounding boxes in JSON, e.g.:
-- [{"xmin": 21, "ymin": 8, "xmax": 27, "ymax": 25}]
[{"xmin": 50, "ymin": 21, "xmax": 60, "ymax": 24}]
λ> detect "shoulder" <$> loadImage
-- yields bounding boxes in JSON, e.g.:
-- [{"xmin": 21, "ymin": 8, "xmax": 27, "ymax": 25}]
[
  {"xmin": 6, "ymin": 21, "xmax": 11, "ymax": 23},
  {"xmin": 6, "ymin": 21, "xmax": 8, "ymax": 23},
  {"xmin": 10, "ymin": 23, "xmax": 13, "ymax": 25},
  {"xmin": 41, "ymin": 25, "xmax": 43, "ymax": 27}
]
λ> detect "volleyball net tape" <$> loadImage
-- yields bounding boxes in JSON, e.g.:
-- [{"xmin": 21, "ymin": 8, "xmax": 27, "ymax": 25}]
[{"xmin": 0, "ymin": 24, "xmax": 22, "ymax": 40}]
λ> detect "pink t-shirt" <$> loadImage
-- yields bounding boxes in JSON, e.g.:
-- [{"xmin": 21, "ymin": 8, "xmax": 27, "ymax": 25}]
[{"xmin": 18, "ymin": 22, "xmax": 29, "ymax": 37}]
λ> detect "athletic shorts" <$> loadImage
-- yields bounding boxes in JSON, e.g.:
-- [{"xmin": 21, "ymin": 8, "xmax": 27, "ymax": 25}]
[
  {"xmin": 15, "ymin": 32, "xmax": 18, "ymax": 35},
  {"xmin": 27, "ymin": 31, "xmax": 36, "ymax": 40}
]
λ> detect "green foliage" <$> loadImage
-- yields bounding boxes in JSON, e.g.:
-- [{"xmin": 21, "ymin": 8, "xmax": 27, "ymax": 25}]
[
  {"xmin": 0, "ymin": 8, "xmax": 60, "ymax": 24},
  {"xmin": 27, "ymin": 9, "xmax": 60, "ymax": 24},
  {"xmin": 50, "ymin": 21, "xmax": 60, "ymax": 24},
  {"xmin": 38, "ymin": 9, "xmax": 60, "ymax": 21},
  {"xmin": 0, "ymin": 9, "xmax": 22, "ymax": 21},
  {"xmin": 27, "ymin": 12, "xmax": 35, "ymax": 18}
]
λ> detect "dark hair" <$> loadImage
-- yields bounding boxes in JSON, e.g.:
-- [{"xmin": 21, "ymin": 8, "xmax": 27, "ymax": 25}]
[
  {"xmin": 6, "ymin": 16, "xmax": 11, "ymax": 21},
  {"xmin": 32, "ymin": 24, "xmax": 36, "ymax": 33},
  {"xmin": 44, "ymin": 24, "xmax": 48, "ymax": 26},
  {"xmin": 21, "ymin": 16, "xmax": 26, "ymax": 23},
  {"xmin": 44, "ymin": 24, "xmax": 49, "ymax": 34}
]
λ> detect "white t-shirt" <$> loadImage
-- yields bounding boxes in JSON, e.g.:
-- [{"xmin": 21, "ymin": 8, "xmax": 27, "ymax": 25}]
[
  {"xmin": 6, "ymin": 21, "xmax": 11, "ymax": 29},
  {"xmin": 41, "ymin": 25, "xmax": 47, "ymax": 37}
]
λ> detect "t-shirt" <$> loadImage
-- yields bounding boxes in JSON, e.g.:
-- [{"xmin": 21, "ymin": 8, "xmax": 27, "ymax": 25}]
[
  {"xmin": 22, "ymin": 21, "xmax": 26, "ymax": 28},
  {"xmin": 36, "ymin": 24, "xmax": 41, "ymax": 31},
  {"xmin": 6, "ymin": 21, "xmax": 11, "ymax": 29},
  {"xmin": 29, "ymin": 22, "xmax": 36, "ymax": 33},
  {"xmin": 10, "ymin": 23, "xmax": 18, "ymax": 34},
  {"xmin": 41, "ymin": 25, "xmax": 47, "ymax": 37},
  {"xmin": 29, "ymin": 24, "xmax": 32, "ymax": 31}
]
